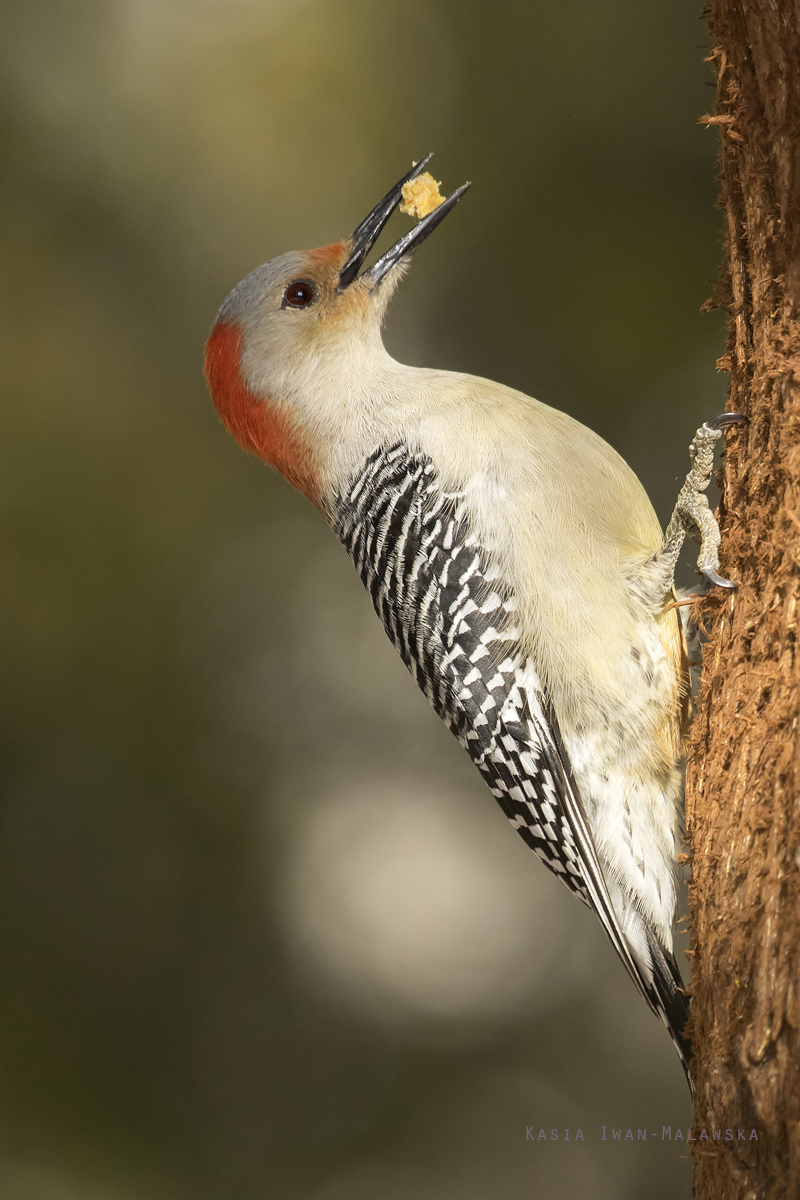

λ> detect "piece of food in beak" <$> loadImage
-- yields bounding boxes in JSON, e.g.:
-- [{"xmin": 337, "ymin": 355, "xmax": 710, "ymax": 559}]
[{"xmin": 400, "ymin": 171, "xmax": 445, "ymax": 219}]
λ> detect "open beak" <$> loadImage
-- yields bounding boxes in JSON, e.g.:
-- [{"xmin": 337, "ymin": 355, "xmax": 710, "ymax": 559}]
[{"xmin": 338, "ymin": 154, "xmax": 470, "ymax": 289}]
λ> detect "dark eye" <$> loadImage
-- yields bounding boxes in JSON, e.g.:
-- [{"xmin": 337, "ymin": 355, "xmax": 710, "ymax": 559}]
[{"xmin": 282, "ymin": 279, "xmax": 317, "ymax": 309}]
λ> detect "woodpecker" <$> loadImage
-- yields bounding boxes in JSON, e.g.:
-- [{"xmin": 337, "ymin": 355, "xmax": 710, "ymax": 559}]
[{"xmin": 204, "ymin": 155, "xmax": 743, "ymax": 1085}]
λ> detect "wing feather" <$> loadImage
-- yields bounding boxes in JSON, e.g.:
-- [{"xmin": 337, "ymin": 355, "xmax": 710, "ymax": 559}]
[{"xmin": 335, "ymin": 442, "xmax": 690, "ymax": 1076}]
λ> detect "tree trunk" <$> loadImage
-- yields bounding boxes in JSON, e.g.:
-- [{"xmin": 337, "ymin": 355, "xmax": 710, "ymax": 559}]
[{"xmin": 686, "ymin": 2, "xmax": 800, "ymax": 1196}]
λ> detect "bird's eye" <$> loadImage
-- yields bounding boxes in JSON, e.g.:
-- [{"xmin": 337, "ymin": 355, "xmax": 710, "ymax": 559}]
[{"xmin": 282, "ymin": 279, "xmax": 317, "ymax": 309}]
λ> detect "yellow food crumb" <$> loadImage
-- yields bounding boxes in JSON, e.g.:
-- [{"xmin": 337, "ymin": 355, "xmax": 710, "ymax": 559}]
[{"xmin": 400, "ymin": 172, "xmax": 445, "ymax": 219}]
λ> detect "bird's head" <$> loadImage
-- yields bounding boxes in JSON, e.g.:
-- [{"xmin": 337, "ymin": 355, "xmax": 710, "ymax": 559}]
[{"xmin": 204, "ymin": 156, "xmax": 469, "ymax": 505}]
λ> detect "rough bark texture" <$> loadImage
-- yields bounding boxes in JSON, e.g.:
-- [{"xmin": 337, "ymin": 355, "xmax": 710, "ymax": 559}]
[{"xmin": 686, "ymin": 2, "xmax": 800, "ymax": 1197}]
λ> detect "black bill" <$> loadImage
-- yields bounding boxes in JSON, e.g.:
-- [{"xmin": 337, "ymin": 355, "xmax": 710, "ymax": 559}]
[
  {"xmin": 338, "ymin": 154, "xmax": 470, "ymax": 289},
  {"xmin": 363, "ymin": 182, "xmax": 470, "ymax": 285}
]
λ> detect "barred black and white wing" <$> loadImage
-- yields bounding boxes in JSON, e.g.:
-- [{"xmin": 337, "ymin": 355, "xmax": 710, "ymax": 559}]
[{"xmin": 333, "ymin": 442, "xmax": 690, "ymax": 1073}]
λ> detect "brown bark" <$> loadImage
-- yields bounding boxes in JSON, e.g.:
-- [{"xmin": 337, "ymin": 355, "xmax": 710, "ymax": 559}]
[{"xmin": 685, "ymin": 2, "xmax": 800, "ymax": 1197}]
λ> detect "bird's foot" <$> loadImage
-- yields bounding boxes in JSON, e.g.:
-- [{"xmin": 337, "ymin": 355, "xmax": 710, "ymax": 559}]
[{"xmin": 661, "ymin": 412, "xmax": 747, "ymax": 591}]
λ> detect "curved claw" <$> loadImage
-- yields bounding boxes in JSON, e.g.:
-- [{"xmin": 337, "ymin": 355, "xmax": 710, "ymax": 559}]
[
  {"xmin": 702, "ymin": 566, "xmax": 737, "ymax": 590},
  {"xmin": 707, "ymin": 412, "xmax": 748, "ymax": 431}
]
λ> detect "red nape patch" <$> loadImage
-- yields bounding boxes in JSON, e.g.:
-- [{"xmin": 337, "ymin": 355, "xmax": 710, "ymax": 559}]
[{"xmin": 203, "ymin": 321, "xmax": 319, "ymax": 504}]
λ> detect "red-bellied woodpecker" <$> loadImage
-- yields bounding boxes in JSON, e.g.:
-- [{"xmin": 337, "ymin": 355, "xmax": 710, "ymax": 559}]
[{"xmin": 204, "ymin": 155, "xmax": 744, "ymax": 1086}]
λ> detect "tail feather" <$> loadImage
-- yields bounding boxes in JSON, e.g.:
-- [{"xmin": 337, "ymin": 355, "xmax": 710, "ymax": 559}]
[
  {"xmin": 543, "ymin": 702, "xmax": 693, "ymax": 1092},
  {"xmin": 644, "ymin": 925, "xmax": 693, "ymax": 1092}
]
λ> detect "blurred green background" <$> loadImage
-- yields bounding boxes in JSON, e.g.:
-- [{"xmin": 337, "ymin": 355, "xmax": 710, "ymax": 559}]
[{"xmin": 0, "ymin": 1, "xmax": 726, "ymax": 1197}]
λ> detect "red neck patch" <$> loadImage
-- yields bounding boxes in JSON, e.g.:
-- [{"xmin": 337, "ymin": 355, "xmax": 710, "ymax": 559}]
[{"xmin": 204, "ymin": 320, "xmax": 319, "ymax": 504}]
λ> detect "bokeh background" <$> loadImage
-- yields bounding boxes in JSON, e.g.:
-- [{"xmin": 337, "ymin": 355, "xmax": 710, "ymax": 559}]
[{"xmin": 1, "ymin": 1, "xmax": 727, "ymax": 1197}]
